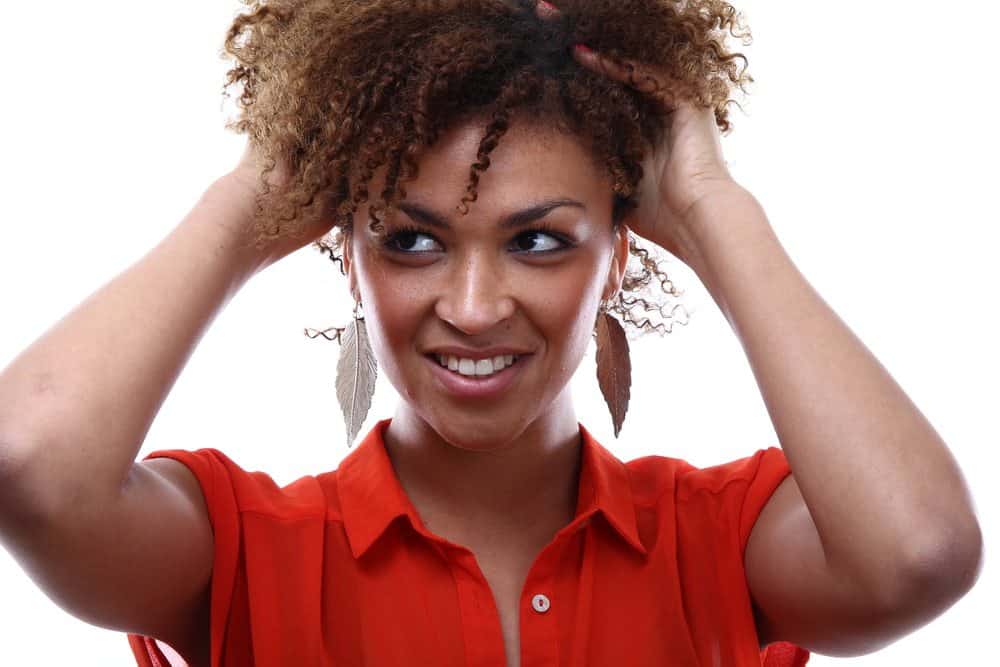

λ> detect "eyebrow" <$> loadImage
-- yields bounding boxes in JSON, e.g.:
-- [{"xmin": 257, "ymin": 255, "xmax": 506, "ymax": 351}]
[{"xmin": 396, "ymin": 198, "xmax": 586, "ymax": 230}]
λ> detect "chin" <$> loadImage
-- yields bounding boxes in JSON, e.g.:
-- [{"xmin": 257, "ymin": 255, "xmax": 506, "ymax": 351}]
[{"xmin": 423, "ymin": 409, "xmax": 530, "ymax": 453}]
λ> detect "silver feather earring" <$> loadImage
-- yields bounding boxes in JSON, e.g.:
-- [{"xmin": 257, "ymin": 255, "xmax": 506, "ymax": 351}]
[
  {"xmin": 594, "ymin": 298, "xmax": 631, "ymax": 438},
  {"xmin": 335, "ymin": 300, "xmax": 377, "ymax": 448}
]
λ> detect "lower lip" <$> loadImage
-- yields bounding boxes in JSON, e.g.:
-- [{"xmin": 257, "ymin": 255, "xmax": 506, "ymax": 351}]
[{"xmin": 425, "ymin": 355, "xmax": 529, "ymax": 399}]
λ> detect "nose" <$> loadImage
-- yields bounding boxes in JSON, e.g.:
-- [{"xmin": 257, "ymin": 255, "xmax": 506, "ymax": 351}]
[{"xmin": 434, "ymin": 251, "xmax": 516, "ymax": 335}]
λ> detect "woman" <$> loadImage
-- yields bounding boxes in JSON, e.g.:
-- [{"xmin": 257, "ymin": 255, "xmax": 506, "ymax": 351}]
[{"xmin": 0, "ymin": 1, "xmax": 981, "ymax": 666}]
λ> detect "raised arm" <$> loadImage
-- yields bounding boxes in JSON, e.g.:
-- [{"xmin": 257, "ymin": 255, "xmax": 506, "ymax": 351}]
[
  {"xmin": 0, "ymin": 166, "xmax": 271, "ymax": 516},
  {"xmin": 0, "ymin": 149, "xmax": 311, "ymax": 662},
  {"xmin": 537, "ymin": 0, "xmax": 984, "ymax": 651},
  {"xmin": 676, "ymin": 189, "xmax": 983, "ymax": 653}
]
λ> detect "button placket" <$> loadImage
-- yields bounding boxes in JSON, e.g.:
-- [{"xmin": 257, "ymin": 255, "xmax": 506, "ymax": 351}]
[
  {"xmin": 519, "ymin": 542, "xmax": 565, "ymax": 667},
  {"xmin": 440, "ymin": 545, "xmax": 511, "ymax": 667}
]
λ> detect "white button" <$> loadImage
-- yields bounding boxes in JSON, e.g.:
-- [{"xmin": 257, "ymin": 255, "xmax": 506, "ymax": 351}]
[{"xmin": 531, "ymin": 594, "xmax": 551, "ymax": 613}]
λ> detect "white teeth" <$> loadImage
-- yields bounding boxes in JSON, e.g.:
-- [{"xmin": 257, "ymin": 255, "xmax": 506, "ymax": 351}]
[{"xmin": 434, "ymin": 353, "xmax": 520, "ymax": 377}]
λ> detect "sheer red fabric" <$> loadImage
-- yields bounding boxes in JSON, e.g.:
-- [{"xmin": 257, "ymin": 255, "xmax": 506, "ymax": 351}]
[{"xmin": 128, "ymin": 418, "xmax": 809, "ymax": 666}]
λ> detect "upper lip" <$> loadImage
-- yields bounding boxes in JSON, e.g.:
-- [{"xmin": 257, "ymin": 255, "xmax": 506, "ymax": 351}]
[{"xmin": 426, "ymin": 346, "xmax": 533, "ymax": 360}]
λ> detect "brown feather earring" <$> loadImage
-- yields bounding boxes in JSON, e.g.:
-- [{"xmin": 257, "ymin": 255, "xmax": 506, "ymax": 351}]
[
  {"xmin": 595, "ymin": 299, "xmax": 632, "ymax": 437},
  {"xmin": 334, "ymin": 300, "xmax": 377, "ymax": 448}
]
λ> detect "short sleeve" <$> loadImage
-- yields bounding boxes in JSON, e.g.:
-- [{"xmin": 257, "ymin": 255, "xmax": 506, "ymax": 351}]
[
  {"xmin": 737, "ymin": 446, "xmax": 793, "ymax": 558},
  {"xmin": 734, "ymin": 448, "xmax": 811, "ymax": 666},
  {"xmin": 675, "ymin": 446, "xmax": 808, "ymax": 666},
  {"xmin": 126, "ymin": 448, "xmax": 248, "ymax": 667},
  {"xmin": 677, "ymin": 445, "xmax": 794, "ymax": 560},
  {"xmin": 126, "ymin": 447, "xmax": 329, "ymax": 666}
]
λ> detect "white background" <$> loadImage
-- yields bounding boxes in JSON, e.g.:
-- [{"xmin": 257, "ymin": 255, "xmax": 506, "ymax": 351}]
[{"xmin": 0, "ymin": 1, "xmax": 995, "ymax": 664}]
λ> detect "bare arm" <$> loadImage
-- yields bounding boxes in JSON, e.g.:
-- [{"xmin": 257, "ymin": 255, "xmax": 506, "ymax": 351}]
[
  {"xmin": 672, "ymin": 188, "xmax": 982, "ymax": 651},
  {"xmin": 0, "ymin": 157, "xmax": 320, "ymax": 661},
  {"xmin": 0, "ymin": 172, "xmax": 271, "ymax": 518}
]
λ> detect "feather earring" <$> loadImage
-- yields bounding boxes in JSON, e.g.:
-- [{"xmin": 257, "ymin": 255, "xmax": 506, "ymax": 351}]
[
  {"xmin": 595, "ymin": 299, "xmax": 631, "ymax": 438},
  {"xmin": 335, "ymin": 301, "xmax": 378, "ymax": 448}
]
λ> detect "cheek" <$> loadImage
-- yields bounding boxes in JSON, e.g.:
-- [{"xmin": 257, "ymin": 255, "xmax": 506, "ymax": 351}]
[
  {"xmin": 353, "ymin": 249, "xmax": 427, "ymax": 370},
  {"xmin": 363, "ymin": 290, "xmax": 415, "ymax": 354},
  {"xmin": 521, "ymin": 258, "xmax": 605, "ymax": 361},
  {"xmin": 355, "ymin": 285, "xmax": 427, "ymax": 403}
]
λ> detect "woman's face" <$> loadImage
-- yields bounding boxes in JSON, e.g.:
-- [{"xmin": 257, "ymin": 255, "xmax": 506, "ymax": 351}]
[{"xmin": 343, "ymin": 116, "xmax": 630, "ymax": 450}]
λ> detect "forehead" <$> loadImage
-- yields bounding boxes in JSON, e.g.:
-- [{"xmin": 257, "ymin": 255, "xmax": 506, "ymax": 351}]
[{"xmin": 369, "ymin": 115, "xmax": 609, "ymax": 210}]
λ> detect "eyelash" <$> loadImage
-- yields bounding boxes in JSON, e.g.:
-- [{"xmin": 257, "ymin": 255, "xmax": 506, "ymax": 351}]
[{"xmin": 382, "ymin": 222, "xmax": 574, "ymax": 255}]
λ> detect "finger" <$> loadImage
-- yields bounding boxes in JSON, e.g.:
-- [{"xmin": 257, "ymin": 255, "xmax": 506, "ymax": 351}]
[
  {"xmin": 573, "ymin": 45, "xmax": 677, "ymax": 108},
  {"xmin": 536, "ymin": 1, "xmax": 560, "ymax": 20},
  {"xmin": 573, "ymin": 46, "xmax": 656, "ymax": 94}
]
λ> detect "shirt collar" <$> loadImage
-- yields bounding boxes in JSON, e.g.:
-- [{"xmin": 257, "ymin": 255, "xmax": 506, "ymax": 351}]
[{"xmin": 336, "ymin": 418, "xmax": 648, "ymax": 560}]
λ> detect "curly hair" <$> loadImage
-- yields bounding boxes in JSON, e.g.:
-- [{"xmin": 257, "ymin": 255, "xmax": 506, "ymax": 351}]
[{"xmin": 221, "ymin": 0, "xmax": 753, "ymax": 335}]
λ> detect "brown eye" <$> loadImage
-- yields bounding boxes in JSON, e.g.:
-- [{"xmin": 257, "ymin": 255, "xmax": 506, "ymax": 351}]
[
  {"xmin": 512, "ymin": 230, "xmax": 566, "ymax": 253},
  {"xmin": 385, "ymin": 229, "xmax": 442, "ymax": 253}
]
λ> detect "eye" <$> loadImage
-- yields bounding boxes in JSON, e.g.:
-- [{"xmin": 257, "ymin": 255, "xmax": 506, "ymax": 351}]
[
  {"xmin": 511, "ymin": 229, "xmax": 570, "ymax": 254},
  {"xmin": 384, "ymin": 228, "xmax": 443, "ymax": 253},
  {"xmin": 383, "ymin": 224, "xmax": 573, "ymax": 255}
]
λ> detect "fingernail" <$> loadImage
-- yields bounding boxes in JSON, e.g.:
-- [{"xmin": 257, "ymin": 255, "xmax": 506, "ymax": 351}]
[
  {"xmin": 539, "ymin": 1, "xmax": 558, "ymax": 12},
  {"xmin": 574, "ymin": 43, "xmax": 593, "ymax": 55}
]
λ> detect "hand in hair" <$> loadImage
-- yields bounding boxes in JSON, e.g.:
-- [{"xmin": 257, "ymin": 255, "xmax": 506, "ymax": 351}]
[
  {"xmin": 223, "ymin": 139, "xmax": 336, "ymax": 264},
  {"xmin": 535, "ymin": 1, "xmax": 748, "ymax": 262}
]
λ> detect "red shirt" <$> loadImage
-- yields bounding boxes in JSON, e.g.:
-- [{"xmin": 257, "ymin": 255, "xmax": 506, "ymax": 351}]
[{"xmin": 128, "ymin": 418, "xmax": 810, "ymax": 666}]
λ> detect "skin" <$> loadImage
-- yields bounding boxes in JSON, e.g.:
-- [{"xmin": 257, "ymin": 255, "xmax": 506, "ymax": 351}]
[
  {"xmin": 341, "ymin": 117, "xmax": 631, "ymax": 533},
  {"xmin": 229, "ymin": 1, "xmax": 983, "ymax": 655},
  {"xmin": 214, "ymin": 1, "xmax": 733, "ymax": 553},
  {"xmin": 0, "ymin": 4, "xmax": 977, "ymax": 664},
  {"xmin": 327, "ymin": 1, "xmax": 734, "ymax": 539},
  {"xmin": 230, "ymin": 0, "xmax": 980, "ymax": 654}
]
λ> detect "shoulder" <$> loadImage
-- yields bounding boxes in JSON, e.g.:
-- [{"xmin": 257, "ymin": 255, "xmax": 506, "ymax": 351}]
[
  {"xmin": 619, "ymin": 453, "xmax": 689, "ymax": 504},
  {"xmin": 142, "ymin": 447, "xmax": 333, "ymax": 520},
  {"xmin": 622, "ymin": 447, "xmax": 792, "ymax": 551},
  {"xmin": 621, "ymin": 446, "xmax": 788, "ymax": 499},
  {"xmin": 673, "ymin": 447, "xmax": 790, "ymax": 511}
]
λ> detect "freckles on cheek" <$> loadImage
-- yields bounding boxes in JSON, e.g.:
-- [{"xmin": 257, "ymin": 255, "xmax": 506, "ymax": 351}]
[
  {"xmin": 542, "ymin": 264, "xmax": 605, "ymax": 350},
  {"xmin": 369, "ymin": 282, "xmax": 414, "ymax": 323},
  {"xmin": 359, "ymin": 287, "xmax": 417, "ymax": 384},
  {"xmin": 370, "ymin": 278, "xmax": 434, "ymax": 351},
  {"xmin": 534, "ymin": 286, "xmax": 595, "ymax": 344}
]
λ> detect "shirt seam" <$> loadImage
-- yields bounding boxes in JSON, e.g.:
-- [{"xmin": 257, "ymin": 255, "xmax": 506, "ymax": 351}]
[
  {"xmin": 676, "ymin": 472, "xmax": 756, "ymax": 501},
  {"xmin": 229, "ymin": 463, "xmax": 766, "ymax": 522},
  {"xmin": 235, "ymin": 507, "xmax": 333, "ymax": 521}
]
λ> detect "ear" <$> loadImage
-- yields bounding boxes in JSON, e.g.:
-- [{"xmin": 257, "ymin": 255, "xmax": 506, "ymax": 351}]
[{"xmin": 603, "ymin": 222, "xmax": 631, "ymax": 301}]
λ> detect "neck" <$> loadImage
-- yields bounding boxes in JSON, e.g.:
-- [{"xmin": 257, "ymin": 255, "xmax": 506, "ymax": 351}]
[{"xmin": 383, "ymin": 394, "xmax": 583, "ymax": 539}]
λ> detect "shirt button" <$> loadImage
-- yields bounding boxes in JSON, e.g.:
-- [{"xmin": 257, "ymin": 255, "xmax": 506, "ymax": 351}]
[{"xmin": 531, "ymin": 594, "xmax": 551, "ymax": 613}]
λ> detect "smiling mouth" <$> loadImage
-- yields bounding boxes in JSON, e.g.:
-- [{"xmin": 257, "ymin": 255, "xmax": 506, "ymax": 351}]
[{"xmin": 429, "ymin": 353, "xmax": 523, "ymax": 379}]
